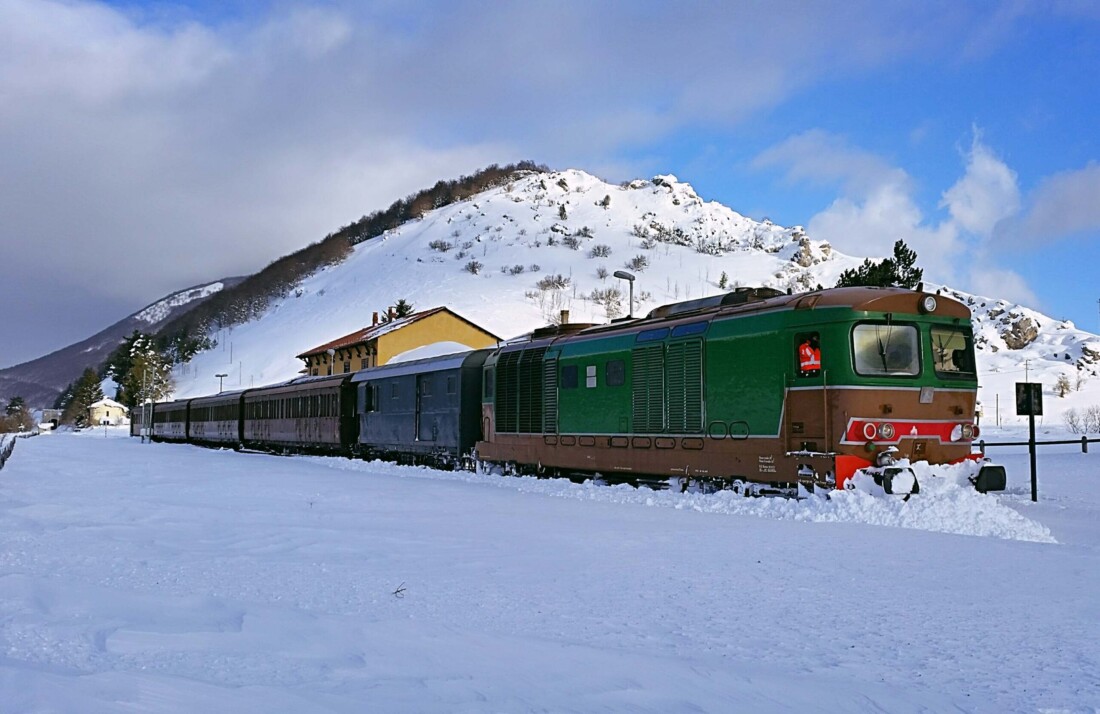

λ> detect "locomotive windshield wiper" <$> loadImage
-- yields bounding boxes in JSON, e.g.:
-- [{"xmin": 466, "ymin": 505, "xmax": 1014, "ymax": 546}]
[{"xmin": 877, "ymin": 313, "xmax": 894, "ymax": 372}]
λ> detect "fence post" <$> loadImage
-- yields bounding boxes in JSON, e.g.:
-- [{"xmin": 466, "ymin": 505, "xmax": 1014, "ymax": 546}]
[
  {"xmin": 978, "ymin": 439, "xmax": 985, "ymax": 456},
  {"xmin": 1084, "ymin": 436, "xmax": 1089, "ymax": 454}
]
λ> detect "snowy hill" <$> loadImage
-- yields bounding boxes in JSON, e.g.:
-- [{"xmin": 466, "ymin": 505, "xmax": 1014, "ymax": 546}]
[
  {"xmin": 8, "ymin": 166, "xmax": 1091, "ymax": 420},
  {"xmin": 168, "ymin": 169, "xmax": 1100, "ymax": 427}
]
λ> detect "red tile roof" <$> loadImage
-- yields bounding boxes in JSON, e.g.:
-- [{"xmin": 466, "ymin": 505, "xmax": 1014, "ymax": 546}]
[{"xmin": 295, "ymin": 307, "xmax": 498, "ymax": 359}]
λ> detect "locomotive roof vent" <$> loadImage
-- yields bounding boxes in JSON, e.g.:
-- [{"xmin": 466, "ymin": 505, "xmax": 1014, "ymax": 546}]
[
  {"xmin": 530, "ymin": 322, "xmax": 598, "ymax": 339},
  {"xmin": 646, "ymin": 286, "xmax": 785, "ymax": 319}
]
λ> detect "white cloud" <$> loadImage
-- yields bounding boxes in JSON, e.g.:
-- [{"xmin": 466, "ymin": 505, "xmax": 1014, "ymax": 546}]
[
  {"xmin": 995, "ymin": 163, "xmax": 1100, "ymax": 247},
  {"xmin": 0, "ymin": 0, "xmax": 1069, "ymax": 366},
  {"xmin": 940, "ymin": 133, "xmax": 1020, "ymax": 237},
  {"xmin": 752, "ymin": 130, "xmax": 902, "ymax": 195},
  {"xmin": 965, "ymin": 267, "xmax": 1038, "ymax": 308}
]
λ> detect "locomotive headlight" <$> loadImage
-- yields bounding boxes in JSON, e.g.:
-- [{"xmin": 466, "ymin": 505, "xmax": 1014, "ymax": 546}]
[
  {"xmin": 960, "ymin": 423, "xmax": 975, "ymax": 440},
  {"xmin": 862, "ymin": 422, "xmax": 879, "ymax": 440},
  {"xmin": 919, "ymin": 295, "xmax": 938, "ymax": 313},
  {"xmin": 950, "ymin": 424, "xmax": 964, "ymax": 442},
  {"xmin": 878, "ymin": 422, "xmax": 895, "ymax": 440}
]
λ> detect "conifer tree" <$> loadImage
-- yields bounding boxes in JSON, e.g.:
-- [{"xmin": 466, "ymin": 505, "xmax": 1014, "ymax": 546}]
[
  {"xmin": 835, "ymin": 239, "xmax": 924, "ymax": 289},
  {"xmin": 115, "ymin": 334, "xmax": 173, "ymax": 408},
  {"xmin": 62, "ymin": 368, "xmax": 104, "ymax": 426}
]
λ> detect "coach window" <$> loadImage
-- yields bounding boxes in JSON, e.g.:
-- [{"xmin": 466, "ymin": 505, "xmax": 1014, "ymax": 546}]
[
  {"xmin": 447, "ymin": 375, "xmax": 457, "ymax": 395},
  {"xmin": 421, "ymin": 379, "xmax": 432, "ymax": 397},
  {"xmin": 606, "ymin": 359, "xmax": 625, "ymax": 387},
  {"xmin": 391, "ymin": 382, "xmax": 399, "ymax": 399},
  {"xmin": 561, "ymin": 365, "xmax": 578, "ymax": 389}
]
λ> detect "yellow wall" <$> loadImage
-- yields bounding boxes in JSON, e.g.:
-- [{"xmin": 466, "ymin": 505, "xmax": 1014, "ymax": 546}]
[{"xmin": 376, "ymin": 311, "xmax": 497, "ymax": 365}]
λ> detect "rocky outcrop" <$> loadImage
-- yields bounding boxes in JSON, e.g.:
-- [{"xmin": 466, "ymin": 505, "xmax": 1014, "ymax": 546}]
[{"xmin": 1001, "ymin": 317, "xmax": 1039, "ymax": 350}]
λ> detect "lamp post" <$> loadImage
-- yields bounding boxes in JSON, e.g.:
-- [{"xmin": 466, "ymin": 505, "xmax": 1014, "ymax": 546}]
[
  {"xmin": 215, "ymin": 373, "xmax": 228, "ymax": 393},
  {"xmin": 613, "ymin": 270, "xmax": 636, "ymax": 318},
  {"xmin": 327, "ymin": 348, "xmax": 336, "ymax": 376}
]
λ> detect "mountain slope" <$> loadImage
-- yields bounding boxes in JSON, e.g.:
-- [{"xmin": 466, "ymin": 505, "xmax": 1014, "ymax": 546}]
[
  {"xmin": 166, "ymin": 169, "xmax": 1100, "ymax": 426},
  {"xmin": 0, "ymin": 279, "xmax": 243, "ymax": 408}
]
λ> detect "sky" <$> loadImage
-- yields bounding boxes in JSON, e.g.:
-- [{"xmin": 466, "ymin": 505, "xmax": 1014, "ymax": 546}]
[{"xmin": 1, "ymin": 0, "xmax": 1098, "ymax": 368}]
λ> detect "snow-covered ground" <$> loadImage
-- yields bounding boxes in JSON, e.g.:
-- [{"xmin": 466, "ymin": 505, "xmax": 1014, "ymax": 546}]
[{"xmin": 1, "ymin": 428, "xmax": 1097, "ymax": 712}]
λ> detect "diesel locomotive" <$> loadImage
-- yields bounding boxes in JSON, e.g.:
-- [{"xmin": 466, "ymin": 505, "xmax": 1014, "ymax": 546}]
[{"xmin": 138, "ymin": 285, "xmax": 1005, "ymax": 495}]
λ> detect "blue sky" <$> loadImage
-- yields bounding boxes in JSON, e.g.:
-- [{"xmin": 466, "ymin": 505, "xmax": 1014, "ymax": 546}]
[{"xmin": 1, "ymin": 0, "xmax": 1098, "ymax": 367}]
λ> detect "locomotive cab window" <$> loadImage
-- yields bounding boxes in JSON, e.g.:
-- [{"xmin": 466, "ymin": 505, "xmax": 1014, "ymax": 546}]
[
  {"xmin": 852, "ymin": 323, "xmax": 920, "ymax": 377},
  {"xmin": 561, "ymin": 365, "xmax": 578, "ymax": 389},
  {"xmin": 930, "ymin": 327, "xmax": 976, "ymax": 378},
  {"xmin": 796, "ymin": 332, "xmax": 822, "ymax": 377},
  {"xmin": 484, "ymin": 367, "xmax": 495, "ymax": 399}
]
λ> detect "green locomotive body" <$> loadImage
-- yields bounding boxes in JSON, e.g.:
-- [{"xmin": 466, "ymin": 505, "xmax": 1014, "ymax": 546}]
[{"xmin": 476, "ymin": 286, "xmax": 985, "ymax": 490}]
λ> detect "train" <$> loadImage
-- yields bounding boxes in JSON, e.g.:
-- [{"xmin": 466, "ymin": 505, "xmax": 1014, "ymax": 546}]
[{"xmin": 134, "ymin": 285, "xmax": 1007, "ymax": 496}]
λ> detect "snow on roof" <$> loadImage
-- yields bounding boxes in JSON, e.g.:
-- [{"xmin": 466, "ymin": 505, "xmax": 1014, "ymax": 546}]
[
  {"xmin": 88, "ymin": 398, "xmax": 126, "ymax": 410},
  {"xmin": 295, "ymin": 307, "xmax": 498, "ymax": 359}
]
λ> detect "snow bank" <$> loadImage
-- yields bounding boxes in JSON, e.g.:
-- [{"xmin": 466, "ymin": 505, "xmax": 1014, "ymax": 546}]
[{"xmin": 317, "ymin": 456, "xmax": 1055, "ymax": 543}]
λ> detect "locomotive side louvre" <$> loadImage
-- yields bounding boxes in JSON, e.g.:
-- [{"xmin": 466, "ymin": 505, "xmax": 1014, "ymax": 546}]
[
  {"xmin": 353, "ymin": 349, "xmax": 490, "ymax": 465},
  {"xmin": 476, "ymin": 286, "xmax": 985, "ymax": 488}
]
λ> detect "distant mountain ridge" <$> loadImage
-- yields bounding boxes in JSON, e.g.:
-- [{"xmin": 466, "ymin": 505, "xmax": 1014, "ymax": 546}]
[{"xmin": 0, "ymin": 278, "xmax": 243, "ymax": 408}]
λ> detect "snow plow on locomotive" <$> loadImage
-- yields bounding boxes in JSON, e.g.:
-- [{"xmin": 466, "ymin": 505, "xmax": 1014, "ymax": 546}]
[{"xmin": 475, "ymin": 285, "xmax": 1006, "ymax": 496}]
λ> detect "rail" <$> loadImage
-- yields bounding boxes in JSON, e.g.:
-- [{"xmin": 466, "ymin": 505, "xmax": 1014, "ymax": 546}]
[{"xmin": 974, "ymin": 436, "xmax": 1099, "ymax": 455}]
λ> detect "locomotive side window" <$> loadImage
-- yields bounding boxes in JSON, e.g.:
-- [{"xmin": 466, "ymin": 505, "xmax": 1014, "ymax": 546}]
[
  {"xmin": 796, "ymin": 332, "xmax": 821, "ymax": 377},
  {"xmin": 852, "ymin": 323, "xmax": 920, "ymax": 376},
  {"xmin": 561, "ymin": 365, "xmax": 578, "ymax": 389},
  {"xmin": 930, "ymin": 327, "xmax": 976, "ymax": 377},
  {"xmin": 606, "ymin": 359, "xmax": 625, "ymax": 387},
  {"xmin": 484, "ymin": 367, "xmax": 495, "ymax": 399}
]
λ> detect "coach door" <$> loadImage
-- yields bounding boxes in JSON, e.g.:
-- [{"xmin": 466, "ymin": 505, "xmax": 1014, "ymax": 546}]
[
  {"xmin": 787, "ymin": 331, "xmax": 828, "ymax": 453},
  {"xmin": 416, "ymin": 374, "xmax": 437, "ymax": 442}
]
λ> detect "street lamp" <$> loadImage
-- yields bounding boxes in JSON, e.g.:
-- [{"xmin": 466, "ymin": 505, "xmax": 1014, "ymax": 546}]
[
  {"xmin": 215, "ymin": 373, "xmax": 228, "ymax": 393},
  {"xmin": 613, "ymin": 270, "xmax": 636, "ymax": 318},
  {"xmin": 327, "ymin": 348, "xmax": 336, "ymax": 376}
]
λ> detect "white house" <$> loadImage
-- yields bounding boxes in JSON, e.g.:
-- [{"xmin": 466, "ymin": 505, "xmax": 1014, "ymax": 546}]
[{"xmin": 88, "ymin": 398, "xmax": 129, "ymax": 426}]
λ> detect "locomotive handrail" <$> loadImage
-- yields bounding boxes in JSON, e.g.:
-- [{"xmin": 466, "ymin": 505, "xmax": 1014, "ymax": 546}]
[{"xmin": 974, "ymin": 436, "xmax": 1098, "ymax": 454}]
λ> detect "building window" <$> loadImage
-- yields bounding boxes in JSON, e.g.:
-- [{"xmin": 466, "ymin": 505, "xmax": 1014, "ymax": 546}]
[
  {"xmin": 343, "ymin": 361, "xmax": 351, "ymax": 373},
  {"xmin": 361, "ymin": 358, "xmax": 369, "ymax": 370},
  {"xmin": 311, "ymin": 368, "xmax": 318, "ymax": 376}
]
